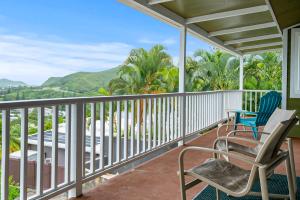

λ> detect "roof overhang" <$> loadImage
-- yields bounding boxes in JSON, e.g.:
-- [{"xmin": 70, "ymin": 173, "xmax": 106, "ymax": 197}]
[{"xmin": 118, "ymin": 0, "xmax": 297, "ymax": 56}]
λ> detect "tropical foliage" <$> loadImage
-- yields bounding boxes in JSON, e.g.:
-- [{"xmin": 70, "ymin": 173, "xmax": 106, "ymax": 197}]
[
  {"xmin": 244, "ymin": 52, "xmax": 282, "ymax": 90},
  {"xmin": 99, "ymin": 45, "xmax": 178, "ymax": 95},
  {"xmin": 103, "ymin": 45, "xmax": 281, "ymax": 95},
  {"xmin": 186, "ymin": 49, "xmax": 239, "ymax": 91},
  {"xmin": 0, "ymin": 172, "xmax": 20, "ymax": 200}
]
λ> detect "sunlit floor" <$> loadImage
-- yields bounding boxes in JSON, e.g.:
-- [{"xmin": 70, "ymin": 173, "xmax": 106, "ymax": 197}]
[{"xmin": 73, "ymin": 125, "xmax": 300, "ymax": 200}]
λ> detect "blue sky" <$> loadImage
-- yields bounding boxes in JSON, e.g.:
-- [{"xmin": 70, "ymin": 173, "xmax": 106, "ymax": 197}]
[{"xmin": 0, "ymin": 0, "xmax": 212, "ymax": 85}]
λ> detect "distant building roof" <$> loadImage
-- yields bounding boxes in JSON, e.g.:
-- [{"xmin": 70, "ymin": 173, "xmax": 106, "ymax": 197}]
[{"xmin": 28, "ymin": 131, "xmax": 100, "ymax": 148}]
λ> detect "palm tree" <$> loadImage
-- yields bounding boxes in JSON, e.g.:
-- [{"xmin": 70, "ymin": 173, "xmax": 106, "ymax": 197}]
[
  {"xmin": 105, "ymin": 45, "xmax": 175, "ymax": 95},
  {"xmin": 244, "ymin": 51, "xmax": 282, "ymax": 90},
  {"xmin": 186, "ymin": 49, "xmax": 239, "ymax": 91}
]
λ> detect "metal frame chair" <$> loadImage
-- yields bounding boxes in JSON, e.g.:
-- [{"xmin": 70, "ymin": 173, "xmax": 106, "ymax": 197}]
[
  {"xmin": 179, "ymin": 117, "xmax": 298, "ymax": 200},
  {"xmin": 216, "ymin": 108, "xmax": 298, "ymax": 193}
]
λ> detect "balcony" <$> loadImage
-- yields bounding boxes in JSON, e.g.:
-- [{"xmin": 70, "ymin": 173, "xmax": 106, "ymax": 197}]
[{"xmin": 0, "ymin": 90, "xmax": 286, "ymax": 200}]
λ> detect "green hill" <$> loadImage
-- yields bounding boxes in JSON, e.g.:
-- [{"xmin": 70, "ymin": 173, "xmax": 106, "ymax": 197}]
[
  {"xmin": 0, "ymin": 78, "xmax": 27, "ymax": 88},
  {"xmin": 42, "ymin": 67, "xmax": 120, "ymax": 93}
]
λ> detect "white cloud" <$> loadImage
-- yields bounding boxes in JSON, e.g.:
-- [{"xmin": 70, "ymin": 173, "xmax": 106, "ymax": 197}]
[
  {"xmin": 0, "ymin": 34, "xmax": 133, "ymax": 85},
  {"xmin": 138, "ymin": 37, "xmax": 177, "ymax": 45}
]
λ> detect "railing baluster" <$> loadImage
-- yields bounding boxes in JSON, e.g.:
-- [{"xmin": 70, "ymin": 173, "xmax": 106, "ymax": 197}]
[
  {"xmin": 116, "ymin": 101, "xmax": 121, "ymax": 163},
  {"xmin": 143, "ymin": 99, "xmax": 147, "ymax": 151},
  {"xmin": 205, "ymin": 95, "xmax": 208, "ymax": 126},
  {"xmin": 148, "ymin": 98, "xmax": 152, "ymax": 149},
  {"xmin": 250, "ymin": 91, "xmax": 253, "ymax": 112},
  {"xmin": 166, "ymin": 97, "xmax": 170, "ymax": 142},
  {"xmin": 90, "ymin": 103, "xmax": 96, "ymax": 173},
  {"xmin": 130, "ymin": 100, "xmax": 135, "ymax": 156},
  {"xmin": 158, "ymin": 98, "xmax": 162, "ymax": 146},
  {"xmin": 64, "ymin": 105, "xmax": 71, "ymax": 183},
  {"xmin": 136, "ymin": 100, "xmax": 140, "ymax": 155},
  {"xmin": 245, "ymin": 91, "xmax": 248, "ymax": 110},
  {"xmin": 124, "ymin": 101, "xmax": 128, "ymax": 159},
  {"xmin": 200, "ymin": 95, "xmax": 203, "ymax": 129},
  {"xmin": 20, "ymin": 108, "xmax": 28, "ymax": 200},
  {"xmin": 162, "ymin": 98, "xmax": 166, "ymax": 144},
  {"xmin": 171, "ymin": 97, "xmax": 174, "ymax": 140},
  {"xmin": 255, "ymin": 92, "xmax": 258, "ymax": 112},
  {"xmin": 82, "ymin": 105, "xmax": 86, "ymax": 176},
  {"xmin": 1, "ymin": 109, "xmax": 10, "ymax": 200},
  {"xmin": 174, "ymin": 97, "xmax": 178, "ymax": 139},
  {"xmin": 99, "ymin": 102, "xmax": 105, "ymax": 169},
  {"xmin": 189, "ymin": 96, "xmax": 192, "ymax": 133},
  {"xmin": 108, "ymin": 101, "xmax": 113, "ymax": 166},
  {"xmin": 193, "ymin": 96, "xmax": 195, "ymax": 131},
  {"xmin": 51, "ymin": 106, "xmax": 58, "ymax": 189},
  {"xmin": 37, "ymin": 107, "xmax": 44, "ymax": 195},
  {"xmin": 196, "ymin": 95, "xmax": 199, "ymax": 130},
  {"xmin": 153, "ymin": 98, "xmax": 157, "ymax": 148}
]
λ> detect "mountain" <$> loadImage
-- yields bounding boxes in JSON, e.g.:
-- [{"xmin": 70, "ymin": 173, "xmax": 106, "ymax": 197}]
[
  {"xmin": 42, "ymin": 67, "xmax": 120, "ymax": 93},
  {"xmin": 0, "ymin": 78, "xmax": 27, "ymax": 89}
]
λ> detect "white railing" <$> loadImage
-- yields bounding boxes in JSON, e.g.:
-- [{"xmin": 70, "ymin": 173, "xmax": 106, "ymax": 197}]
[
  {"xmin": 0, "ymin": 90, "xmax": 242, "ymax": 200},
  {"xmin": 242, "ymin": 90, "xmax": 282, "ymax": 112}
]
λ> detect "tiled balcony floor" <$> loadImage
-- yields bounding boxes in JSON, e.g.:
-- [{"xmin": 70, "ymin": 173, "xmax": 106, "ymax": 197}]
[{"xmin": 74, "ymin": 126, "xmax": 300, "ymax": 200}]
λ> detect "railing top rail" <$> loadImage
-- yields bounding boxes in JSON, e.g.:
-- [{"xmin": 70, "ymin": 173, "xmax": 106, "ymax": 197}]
[
  {"xmin": 242, "ymin": 89, "xmax": 282, "ymax": 92},
  {"xmin": 0, "ymin": 90, "xmax": 264, "ymax": 110},
  {"xmin": 0, "ymin": 92, "xmax": 182, "ymax": 109}
]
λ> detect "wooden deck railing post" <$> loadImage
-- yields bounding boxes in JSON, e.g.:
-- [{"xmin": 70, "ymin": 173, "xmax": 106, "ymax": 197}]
[{"xmin": 68, "ymin": 103, "xmax": 84, "ymax": 198}]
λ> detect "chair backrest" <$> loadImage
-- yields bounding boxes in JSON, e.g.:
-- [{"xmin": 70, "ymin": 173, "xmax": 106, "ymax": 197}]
[
  {"xmin": 244, "ymin": 114, "xmax": 298, "ymax": 194},
  {"xmin": 255, "ymin": 91, "xmax": 282, "ymax": 126},
  {"xmin": 260, "ymin": 108, "xmax": 296, "ymax": 142},
  {"xmin": 256, "ymin": 116, "xmax": 298, "ymax": 164}
]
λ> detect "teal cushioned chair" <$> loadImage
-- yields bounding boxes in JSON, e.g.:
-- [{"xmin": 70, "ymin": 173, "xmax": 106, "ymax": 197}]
[{"xmin": 234, "ymin": 91, "xmax": 282, "ymax": 139}]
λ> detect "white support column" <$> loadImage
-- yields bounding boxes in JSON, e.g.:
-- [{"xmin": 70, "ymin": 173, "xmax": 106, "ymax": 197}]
[
  {"xmin": 239, "ymin": 56, "xmax": 244, "ymax": 90},
  {"xmin": 179, "ymin": 25, "xmax": 187, "ymax": 145},
  {"xmin": 179, "ymin": 25, "xmax": 187, "ymax": 93},
  {"xmin": 282, "ymin": 29, "xmax": 288, "ymax": 109}
]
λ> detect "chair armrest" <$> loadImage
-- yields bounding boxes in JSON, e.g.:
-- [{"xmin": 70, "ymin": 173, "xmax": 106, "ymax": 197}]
[
  {"xmin": 226, "ymin": 130, "xmax": 269, "ymax": 137},
  {"xmin": 244, "ymin": 111, "xmax": 258, "ymax": 116},
  {"xmin": 229, "ymin": 110, "xmax": 258, "ymax": 115},
  {"xmin": 215, "ymin": 136, "xmax": 263, "ymax": 146},
  {"xmin": 212, "ymin": 136, "xmax": 262, "ymax": 155},
  {"xmin": 178, "ymin": 146, "xmax": 263, "ymax": 171},
  {"xmin": 217, "ymin": 124, "xmax": 256, "ymax": 137}
]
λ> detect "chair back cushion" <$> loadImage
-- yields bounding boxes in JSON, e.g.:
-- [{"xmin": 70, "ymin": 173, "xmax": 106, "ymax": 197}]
[
  {"xmin": 256, "ymin": 91, "xmax": 282, "ymax": 126},
  {"xmin": 256, "ymin": 117, "xmax": 298, "ymax": 164},
  {"xmin": 261, "ymin": 108, "xmax": 296, "ymax": 142}
]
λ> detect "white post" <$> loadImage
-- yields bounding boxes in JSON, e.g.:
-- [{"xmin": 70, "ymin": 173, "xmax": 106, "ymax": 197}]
[
  {"xmin": 179, "ymin": 25, "xmax": 187, "ymax": 93},
  {"xmin": 239, "ymin": 56, "xmax": 244, "ymax": 90},
  {"xmin": 68, "ymin": 103, "xmax": 83, "ymax": 198},
  {"xmin": 179, "ymin": 25, "xmax": 187, "ymax": 145},
  {"xmin": 282, "ymin": 29, "xmax": 288, "ymax": 109},
  {"xmin": 1, "ymin": 109, "xmax": 10, "ymax": 200}
]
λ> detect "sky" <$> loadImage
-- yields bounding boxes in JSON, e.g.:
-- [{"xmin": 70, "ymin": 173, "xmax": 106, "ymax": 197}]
[{"xmin": 0, "ymin": 0, "xmax": 212, "ymax": 85}]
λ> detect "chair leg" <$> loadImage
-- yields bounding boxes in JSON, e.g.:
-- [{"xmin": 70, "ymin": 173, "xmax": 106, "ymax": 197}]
[
  {"xmin": 288, "ymin": 138, "xmax": 297, "ymax": 193},
  {"xmin": 251, "ymin": 127, "xmax": 258, "ymax": 140},
  {"xmin": 286, "ymin": 157, "xmax": 296, "ymax": 200},
  {"xmin": 216, "ymin": 189, "xmax": 220, "ymax": 200},
  {"xmin": 179, "ymin": 171, "xmax": 186, "ymax": 200},
  {"xmin": 259, "ymin": 167, "xmax": 269, "ymax": 200},
  {"xmin": 226, "ymin": 112, "xmax": 230, "ymax": 131}
]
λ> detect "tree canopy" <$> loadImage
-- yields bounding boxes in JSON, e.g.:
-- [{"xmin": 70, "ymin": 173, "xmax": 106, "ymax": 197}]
[{"xmin": 102, "ymin": 45, "xmax": 281, "ymax": 95}]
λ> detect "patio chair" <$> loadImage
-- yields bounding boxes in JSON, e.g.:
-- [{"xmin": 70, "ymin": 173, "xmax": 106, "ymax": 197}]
[
  {"xmin": 178, "ymin": 116, "xmax": 298, "ymax": 200},
  {"xmin": 215, "ymin": 108, "xmax": 297, "ymax": 193},
  {"xmin": 233, "ymin": 91, "xmax": 282, "ymax": 139}
]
